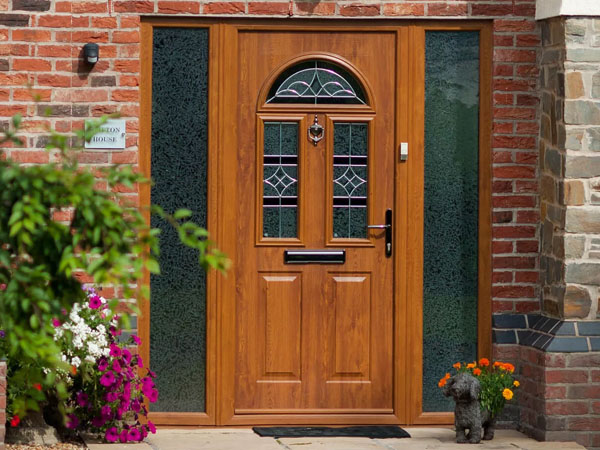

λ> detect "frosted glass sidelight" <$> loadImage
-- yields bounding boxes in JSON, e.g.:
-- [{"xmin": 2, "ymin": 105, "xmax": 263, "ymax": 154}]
[{"xmin": 422, "ymin": 31, "xmax": 480, "ymax": 412}]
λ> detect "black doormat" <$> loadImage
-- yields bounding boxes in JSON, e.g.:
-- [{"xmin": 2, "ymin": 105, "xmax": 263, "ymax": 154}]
[{"xmin": 253, "ymin": 426, "xmax": 410, "ymax": 439}]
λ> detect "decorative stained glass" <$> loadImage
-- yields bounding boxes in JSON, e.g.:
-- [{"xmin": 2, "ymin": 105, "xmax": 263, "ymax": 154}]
[
  {"xmin": 267, "ymin": 60, "xmax": 366, "ymax": 105},
  {"xmin": 333, "ymin": 123, "xmax": 368, "ymax": 239},
  {"xmin": 422, "ymin": 31, "xmax": 480, "ymax": 412},
  {"xmin": 263, "ymin": 122, "xmax": 299, "ymax": 238},
  {"xmin": 150, "ymin": 27, "xmax": 209, "ymax": 412}
]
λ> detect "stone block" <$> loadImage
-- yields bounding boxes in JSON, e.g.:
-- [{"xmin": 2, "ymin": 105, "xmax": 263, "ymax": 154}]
[
  {"xmin": 541, "ymin": 175, "xmax": 557, "ymax": 203},
  {"xmin": 566, "ymin": 208, "xmax": 600, "ymax": 233},
  {"xmin": 564, "ymin": 180, "xmax": 586, "ymax": 205},
  {"xmin": 567, "ymin": 48, "xmax": 600, "ymax": 63},
  {"xmin": 566, "ymin": 72, "xmax": 585, "ymax": 99},
  {"xmin": 564, "ymin": 100, "xmax": 600, "ymax": 125},
  {"xmin": 593, "ymin": 72, "xmax": 600, "ymax": 99},
  {"xmin": 566, "ymin": 128, "xmax": 584, "ymax": 151},
  {"xmin": 592, "ymin": 193, "xmax": 600, "ymax": 205},
  {"xmin": 591, "ymin": 178, "xmax": 600, "ymax": 192},
  {"xmin": 564, "ymin": 235, "xmax": 586, "ymax": 259},
  {"xmin": 563, "ymin": 285, "xmax": 592, "ymax": 318},
  {"xmin": 566, "ymin": 262, "xmax": 600, "ymax": 284},
  {"xmin": 586, "ymin": 128, "xmax": 600, "ymax": 151},
  {"xmin": 566, "ymin": 19, "xmax": 587, "ymax": 35},
  {"xmin": 544, "ymin": 148, "xmax": 564, "ymax": 177},
  {"xmin": 593, "ymin": 35, "xmax": 600, "ymax": 47},
  {"xmin": 566, "ymin": 155, "xmax": 600, "ymax": 178}
]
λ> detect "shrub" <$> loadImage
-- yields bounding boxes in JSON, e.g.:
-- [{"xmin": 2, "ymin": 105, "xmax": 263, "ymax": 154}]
[{"xmin": 0, "ymin": 114, "xmax": 228, "ymax": 419}]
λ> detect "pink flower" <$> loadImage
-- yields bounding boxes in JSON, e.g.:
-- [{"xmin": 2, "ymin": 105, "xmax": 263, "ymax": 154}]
[
  {"xmin": 76, "ymin": 392, "xmax": 89, "ymax": 407},
  {"xmin": 0, "ymin": 283, "xmax": 6, "ymax": 290},
  {"xmin": 119, "ymin": 430, "xmax": 129, "ymax": 443},
  {"xmin": 128, "ymin": 428, "xmax": 142, "ymax": 442},
  {"xmin": 106, "ymin": 392, "xmax": 118, "ymax": 402},
  {"xmin": 137, "ymin": 356, "xmax": 144, "ymax": 368},
  {"xmin": 147, "ymin": 421, "xmax": 156, "ymax": 434},
  {"xmin": 112, "ymin": 359, "xmax": 121, "ymax": 372},
  {"xmin": 141, "ymin": 426, "xmax": 149, "ymax": 438},
  {"xmin": 148, "ymin": 389, "xmax": 158, "ymax": 403},
  {"xmin": 105, "ymin": 427, "xmax": 119, "ymax": 442},
  {"xmin": 66, "ymin": 414, "xmax": 79, "ymax": 429},
  {"xmin": 91, "ymin": 416, "xmax": 106, "ymax": 428},
  {"xmin": 100, "ymin": 371, "xmax": 116, "ymax": 387},
  {"xmin": 101, "ymin": 405, "xmax": 113, "ymax": 419},
  {"xmin": 109, "ymin": 343, "xmax": 122, "ymax": 358},
  {"xmin": 89, "ymin": 295, "xmax": 102, "ymax": 309},
  {"xmin": 122, "ymin": 348, "xmax": 132, "ymax": 365},
  {"xmin": 131, "ymin": 399, "xmax": 141, "ymax": 412},
  {"xmin": 51, "ymin": 318, "xmax": 61, "ymax": 328},
  {"xmin": 97, "ymin": 357, "xmax": 108, "ymax": 372},
  {"xmin": 132, "ymin": 335, "xmax": 141, "ymax": 345}
]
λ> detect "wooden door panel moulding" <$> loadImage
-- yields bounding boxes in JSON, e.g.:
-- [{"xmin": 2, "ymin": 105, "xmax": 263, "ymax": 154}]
[{"xmin": 226, "ymin": 413, "xmax": 401, "ymax": 426}]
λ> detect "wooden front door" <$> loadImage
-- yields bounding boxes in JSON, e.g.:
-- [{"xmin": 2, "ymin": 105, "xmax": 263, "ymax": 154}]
[{"xmin": 230, "ymin": 29, "xmax": 398, "ymax": 422}]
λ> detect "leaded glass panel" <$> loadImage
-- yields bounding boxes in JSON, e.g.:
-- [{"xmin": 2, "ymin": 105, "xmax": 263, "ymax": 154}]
[
  {"xmin": 267, "ymin": 60, "xmax": 366, "ymax": 105},
  {"xmin": 150, "ymin": 27, "xmax": 209, "ymax": 413},
  {"xmin": 423, "ymin": 31, "xmax": 480, "ymax": 412},
  {"xmin": 333, "ymin": 123, "xmax": 368, "ymax": 239},
  {"xmin": 263, "ymin": 122, "xmax": 299, "ymax": 238}
]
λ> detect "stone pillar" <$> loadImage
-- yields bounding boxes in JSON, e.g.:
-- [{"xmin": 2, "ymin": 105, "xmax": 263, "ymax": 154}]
[{"xmin": 526, "ymin": 3, "xmax": 600, "ymax": 446}]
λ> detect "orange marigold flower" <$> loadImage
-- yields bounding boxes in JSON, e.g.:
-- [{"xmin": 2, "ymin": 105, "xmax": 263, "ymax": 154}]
[
  {"xmin": 473, "ymin": 368, "xmax": 481, "ymax": 376},
  {"xmin": 502, "ymin": 388, "xmax": 514, "ymax": 400},
  {"xmin": 513, "ymin": 380, "xmax": 520, "ymax": 387},
  {"xmin": 438, "ymin": 378, "xmax": 447, "ymax": 388},
  {"xmin": 70, "ymin": 365, "xmax": 77, "ymax": 375},
  {"xmin": 453, "ymin": 362, "xmax": 461, "ymax": 370},
  {"xmin": 493, "ymin": 361, "xmax": 502, "ymax": 367},
  {"xmin": 478, "ymin": 358, "xmax": 490, "ymax": 367},
  {"xmin": 466, "ymin": 363, "xmax": 476, "ymax": 369},
  {"xmin": 503, "ymin": 363, "xmax": 515, "ymax": 373}
]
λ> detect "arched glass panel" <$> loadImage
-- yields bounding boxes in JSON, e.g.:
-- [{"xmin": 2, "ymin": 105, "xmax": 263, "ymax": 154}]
[{"xmin": 266, "ymin": 60, "xmax": 366, "ymax": 105}]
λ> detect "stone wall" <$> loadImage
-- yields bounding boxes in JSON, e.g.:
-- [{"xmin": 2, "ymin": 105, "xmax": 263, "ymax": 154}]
[
  {"xmin": 0, "ymin": 360, "xmax": 6, "ymax": 450},
  {"xmin": 540, "ymin": 16, "xmax": 600, "ymax": 320}
]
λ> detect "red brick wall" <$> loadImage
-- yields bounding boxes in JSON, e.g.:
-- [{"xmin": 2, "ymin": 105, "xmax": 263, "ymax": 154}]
[
  {"xmin": 0, "ymin": 0, "xmax": 541, "ymax": 316},
  {"xmin": 519, "ymin": 347, "xmax": 600, "ymax": 449}
]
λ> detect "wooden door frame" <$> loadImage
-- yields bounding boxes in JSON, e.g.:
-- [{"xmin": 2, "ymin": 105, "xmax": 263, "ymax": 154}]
[{"xmin": 138, "ymin": 19, "xmax": 492, "ymax": 427}]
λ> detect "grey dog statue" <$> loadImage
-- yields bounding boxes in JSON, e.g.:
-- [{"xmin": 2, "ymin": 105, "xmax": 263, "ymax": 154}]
[{"xmin": 442, "ymin": 372, "xmax": 495, "ymax": 443}]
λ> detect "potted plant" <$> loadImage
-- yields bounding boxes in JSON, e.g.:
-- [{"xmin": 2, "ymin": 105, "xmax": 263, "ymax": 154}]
[{"xmin": 439, "ymin": 358, "xmax": 520, "ymax": 443}]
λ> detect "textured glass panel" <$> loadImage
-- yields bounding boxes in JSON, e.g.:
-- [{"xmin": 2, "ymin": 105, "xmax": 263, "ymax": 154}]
[
  {"xmin": 423, "ymin": 31, "xmax": 480, "ymax": 412},
  {"xmin": 150, "ymin": 28, "xmax": 209, "ymax": 412},
  {"xmin": 263, "ymin": 122, "xmax": 298, "ymax": 238},
  {"xmin": 267, "ymin": 60, "xmax": 366, "ymax": 105},
  {"xmin": 333, "ymin": 123, "xmax": 368, "ymax": 238}
]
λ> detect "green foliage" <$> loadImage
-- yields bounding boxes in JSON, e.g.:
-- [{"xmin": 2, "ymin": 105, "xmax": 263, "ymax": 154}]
[{"xmin": 0, "ymin": 115, "xmax": 229, "ymax": 418}]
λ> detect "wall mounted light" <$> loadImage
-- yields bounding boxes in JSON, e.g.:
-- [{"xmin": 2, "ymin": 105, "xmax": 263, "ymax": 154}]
[{"xmin": 83, "ymin": 43, "xmax": 99, "ymax": 65}]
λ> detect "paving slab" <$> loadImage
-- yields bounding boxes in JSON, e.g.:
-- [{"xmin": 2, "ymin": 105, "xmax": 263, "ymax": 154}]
[
  {"xmin": 83, "ymin": 427, "xmax": 586, "ymax": 450},
  {"xmin": 145, "ymin": 429, "xmax": 283, "ymax": 450}
]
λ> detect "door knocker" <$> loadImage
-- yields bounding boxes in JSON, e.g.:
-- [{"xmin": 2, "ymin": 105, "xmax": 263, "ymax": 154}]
[{"xmin": 308, "ymin": 115, "xmax": 324, "ymax": 146}]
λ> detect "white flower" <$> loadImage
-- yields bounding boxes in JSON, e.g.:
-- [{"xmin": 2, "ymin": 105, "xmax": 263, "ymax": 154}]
[{"xmin": 71, "ymin": 356, "xmax": 81, "ymax": 368}]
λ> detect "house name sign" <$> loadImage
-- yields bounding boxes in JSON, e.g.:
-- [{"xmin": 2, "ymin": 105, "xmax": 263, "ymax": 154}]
[{"xmin": 84, "ymin": 119, "xmax": 126, "ymax": 149}]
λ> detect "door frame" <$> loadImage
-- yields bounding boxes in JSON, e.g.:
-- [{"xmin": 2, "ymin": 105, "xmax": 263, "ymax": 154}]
[{"xmin": 139, "ymin": 19, "xmax": 492, "ymax": 427}]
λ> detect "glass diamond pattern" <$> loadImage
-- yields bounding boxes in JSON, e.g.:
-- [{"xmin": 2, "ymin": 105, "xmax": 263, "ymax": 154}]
[
  {"xmin": 263, "ymin": 122, "xmax": 299, "ymax": 238},
  {"xmin": 333, "ymin": 123, "xmax": 368, "ymax": 239}
]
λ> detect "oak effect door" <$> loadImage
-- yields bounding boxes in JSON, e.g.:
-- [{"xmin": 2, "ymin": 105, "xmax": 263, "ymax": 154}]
[{"xmin": 231, "ymin": 30, "xmax": 397, "ymax": 421}]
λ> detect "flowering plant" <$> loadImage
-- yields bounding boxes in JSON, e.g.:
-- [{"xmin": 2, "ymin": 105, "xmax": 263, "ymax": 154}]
[
  {"xmin": 51, "ymin": 287, "xmax": 158, "ymax": 442},
  {"xmin": 439, "ymin": 358, "xmax": 520, "ymax": 418}
]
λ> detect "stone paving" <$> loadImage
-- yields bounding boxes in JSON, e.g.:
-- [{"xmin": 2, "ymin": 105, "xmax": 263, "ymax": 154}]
[{"xmin": 84, "ymin": 428, "xmax": 585, "ymax": 450}]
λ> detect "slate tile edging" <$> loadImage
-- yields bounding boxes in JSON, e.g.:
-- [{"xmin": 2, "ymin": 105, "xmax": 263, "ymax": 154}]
[{"xmin": 493, "ymin": 313, "xmax": 600, "ymax": 352}]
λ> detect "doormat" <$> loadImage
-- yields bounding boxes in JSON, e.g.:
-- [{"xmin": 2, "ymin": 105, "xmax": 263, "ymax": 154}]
[{"xmin": 253, "ymin": 426, "xmax": 410, "ymax": 439}]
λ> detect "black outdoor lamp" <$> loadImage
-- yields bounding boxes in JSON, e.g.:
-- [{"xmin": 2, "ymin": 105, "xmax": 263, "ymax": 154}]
[{"xmin": 83, "ymin": 43, "xmax": 99, "ymax": 65}]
